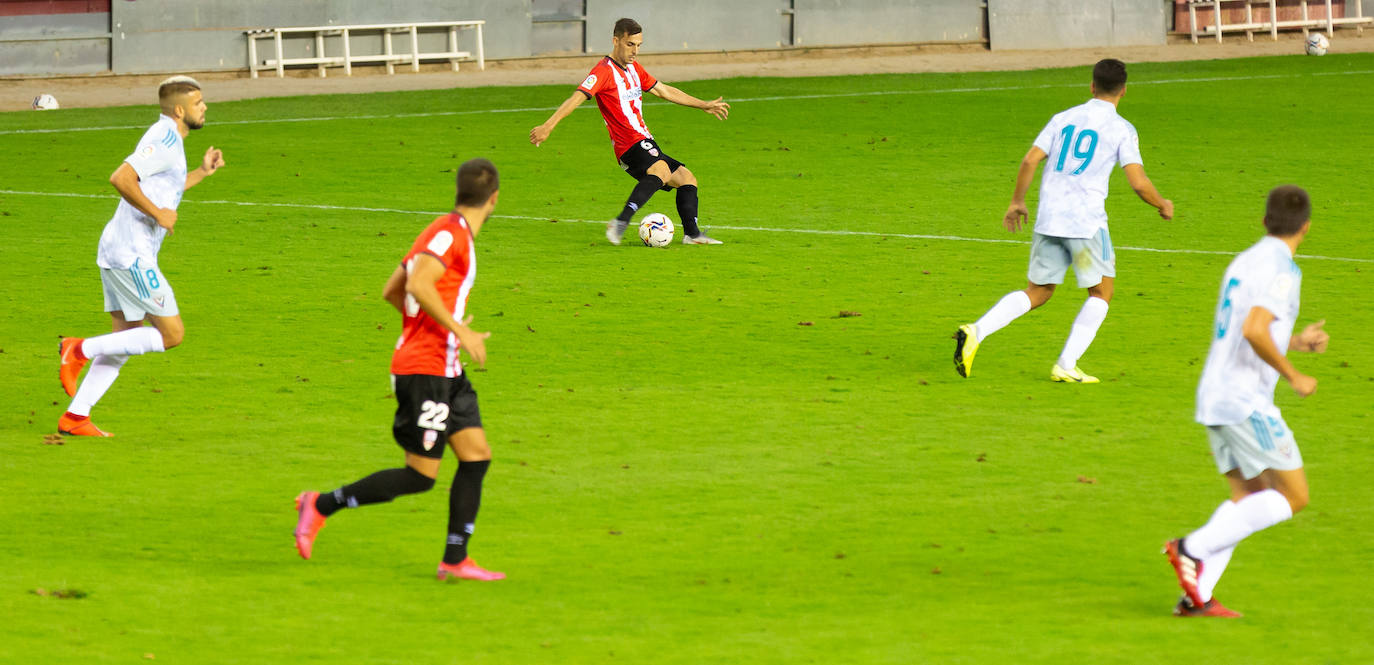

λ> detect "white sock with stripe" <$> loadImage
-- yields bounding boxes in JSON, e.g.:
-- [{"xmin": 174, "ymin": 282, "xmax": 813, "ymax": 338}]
[
  {"xmin": 1184, "ymin": 489, "xmax": 1292, "ymax": 560},
  {"xmin": 973, "ymin": 291, "xmax": 1032, "ymax": 342},
  {"xmin": 67, "ymin": 354, "xmax": 129, "ymax": 417},
  {"xmin": 82, "ymin": 327, "xmax": 165, "ymax": 358},
  {"xmin": 1190, "ymin": 500, "xmax": 1240, "ymax": 602},
  {"xmin": 1056, "ymin": 297, "xmax": 1109, "ymax": 369}
]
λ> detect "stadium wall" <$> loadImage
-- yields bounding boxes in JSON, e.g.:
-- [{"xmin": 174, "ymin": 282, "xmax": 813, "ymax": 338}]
[
  {"xmin": 987, "ymin": 0, "xmax": 1169, "ymax": 50},
  {"xmin": 108, "ymin": 0, "xmax": 530, "ymax": 75},
  {"xmin": 3, "ymin": 0, "xmax": 1179, "ymax": 77},
  {"xmin": 0, "ymin": 6, "xmax": 110, "ymax": 76}
]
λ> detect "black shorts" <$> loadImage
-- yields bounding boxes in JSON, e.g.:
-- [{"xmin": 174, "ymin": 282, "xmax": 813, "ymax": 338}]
[
  {"xmin": 617, "ymin": 138, "xmax": 684, "ymax": 190},
  {"xmin": 392, "ymin": 373, "xmax": 483, "ymax": 459}
]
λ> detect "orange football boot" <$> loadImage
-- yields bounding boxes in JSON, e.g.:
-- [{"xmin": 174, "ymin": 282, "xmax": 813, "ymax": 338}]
[
  {"xmin": 57, "ymin": 412, "xmax": 112, "ymax": 437},
  {"xmin": 294, "ymin": 491, "xmax": 327, "ymax": 559},
  {"xmin": 59, "ymin": 337, "xmax": 88, "ymax": 397},
  {"xmin": 437, "ymin": 558, "xmax": 505, "ymax": 581}
]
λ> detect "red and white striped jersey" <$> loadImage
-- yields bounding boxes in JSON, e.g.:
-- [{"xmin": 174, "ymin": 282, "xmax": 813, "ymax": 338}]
[
  {"xmin": 577, "ymin": 56, "xmax": 658, "ymax": 158},
  {"xmin": 390, "ymin": 212, "xmax": 476, "ymax": 378}
]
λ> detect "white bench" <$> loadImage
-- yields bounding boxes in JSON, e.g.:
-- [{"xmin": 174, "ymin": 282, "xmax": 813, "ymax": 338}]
[
  {"xmin": 1188, "ymin": 0, "xmax": 1371, "ymax": 43},
  {"xmin": 246, "ymin": 20, "xmax": 485, "ymax": 78}
]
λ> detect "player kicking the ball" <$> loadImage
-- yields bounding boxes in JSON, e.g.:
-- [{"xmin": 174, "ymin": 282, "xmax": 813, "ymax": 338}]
[
  {"xmin": 57, "ymin": 75, "xmax": 224, "ymax": 437},
  {"xmin": 529, "ymin": 17, "xmax": 730, "ymax": 245},
  {"xmin": 293, "ymin": 159, "xmax": 504, "ymax": 582},
  {"xmin": 953, "ymin": 59, "xmax": 1172, "ymax": 383},
  {"xmin": 1164, "ymin": 185, "xmax": 1328, "ymax": 617}
]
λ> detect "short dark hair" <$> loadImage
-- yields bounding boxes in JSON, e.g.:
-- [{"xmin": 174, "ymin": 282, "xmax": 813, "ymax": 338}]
[
  {"xmin": 158, "ymin": 75, "xmax": 201, "ymax": 104},
  {"xmin": 1264, "ymin": 185, "xmax": 1311, "ymax": 236},
  {"xmin": 613, "ymin": 18, "xmax": 642, "ymax": 38},
  {"xmin": 1092, "ymin": 59, "xmax": 1127, "ymax": 95},
  {"xmin": 455, "ymin": 158, "xmax": 499, "ymax": 207}
]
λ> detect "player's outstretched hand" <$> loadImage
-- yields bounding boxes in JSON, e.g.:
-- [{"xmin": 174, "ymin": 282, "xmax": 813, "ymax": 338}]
[
  {"xmin": 1294, "ymin": 319, "xmax": 1329, "ymax": 353},
  {"xmin": 1003, "ymin": 202, "xmax": 1029, "ymax": 232},
  {"xmin": 529, "ymin": 125, "xmax": 552, "ymax": 147},
  {"xmin": 1290, "ymin": 372, "xmax": 1317, "ymax": 397},
  {"xmin": 454, "ymin": 315, "xmax": 491, "ymax": 368},
  {"xmin": 202, "ymin": 146, "xmax": 225, "ymax": 174},
  {"xmin": 702, "ymin": 97, "xmax": 730, "ymax": 120},
  {"xmin": 1159, "ymin": 199, "xmax": 1174, "ymax": 220}
]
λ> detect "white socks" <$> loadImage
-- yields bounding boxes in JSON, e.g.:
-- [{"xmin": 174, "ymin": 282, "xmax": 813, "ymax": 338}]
[
  {"xmin": 1185, "ymin": 489, "xmax": 1293, "ymax": 561},
  {"xmin": 70, "ymin": 327, "xmax": 165, "ymax": 418},
  {"xmin": 1056, "ymin": 297, "xmax": 1109, "ymax": 369},
  {"xmin": 973, "ymin": 290, "xmax": 1032, "ymax": 341},
  {"xmin": 1191, "ymin": 500, "xmax": 1240, "ymax": 602},
  {"xmin": 82, "ymin": 327, "xmax": 165, "ymax": 358},
  {"xmin": 68, "ymin": 355, "xmax": 129, "ymax": 417}
]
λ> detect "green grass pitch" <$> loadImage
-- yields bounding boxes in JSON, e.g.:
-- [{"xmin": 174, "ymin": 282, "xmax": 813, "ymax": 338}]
[{"xmin": 2, "ymin": 53, "xmax": 1372, "ymax": 664}]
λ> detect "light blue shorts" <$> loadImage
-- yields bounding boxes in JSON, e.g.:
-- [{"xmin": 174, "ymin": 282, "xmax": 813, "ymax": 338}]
[
  {"xmin": 1206, "ymin": 412, "xmax": 1303, "ymax": 479},
  {"xmin": 101, "ymin": 258, "xmax": 178, "ymax": 321},
  {"xmin": 1027, "ymin": 229, "xmax": 1115, "ymax": 288}
]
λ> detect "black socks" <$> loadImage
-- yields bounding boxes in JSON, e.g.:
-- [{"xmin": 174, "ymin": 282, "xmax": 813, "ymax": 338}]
[
  {"xmin": 675, "ymin": 185, "xmax": 701, "ymax": 237},
  {"xmin": 315, "ymin": 466, "xmax": 435, "ymax": 517},
  {"xmin": 616, "ymin": 175, "xmax": 665, "ymax": 223},
  {"xmin": 443, "ymin": 459, "xmax": 491, "ymax": 564}
]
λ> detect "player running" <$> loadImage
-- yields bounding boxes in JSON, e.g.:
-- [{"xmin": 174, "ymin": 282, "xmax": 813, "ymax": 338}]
[
  {"xmin": 293, "ymin": 159, "xmax": 505, "ymax": 582},
  {"xmin": 529, "ymin": 17, "xmax": 730, "ymax": 245},
  {"xmin": 57, "ymin": 75, "xmax": 225, "ymax": 437},
  {"xmin": 1164, "ymin": 185, "xmax": 1328, "ymax": 618},
  {"xmin": 952, "ymin": 59, "xmax": 1172, "ymax": 382}
]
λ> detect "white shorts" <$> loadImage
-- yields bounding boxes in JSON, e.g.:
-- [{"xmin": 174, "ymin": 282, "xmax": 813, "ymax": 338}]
[
  {"xmin": 1027, "ymin": 230, "xmax": 1115, "ymax": 288},
  {"xmin": 1206, "ymin": 412, "xmax": 1303, "ymax": 480},
  {"xmin": 101, "ymin": 258, "xmax": 178, "ymax": 321}
]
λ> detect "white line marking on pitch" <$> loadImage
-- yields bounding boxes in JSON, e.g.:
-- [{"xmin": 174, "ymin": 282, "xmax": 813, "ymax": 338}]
[
  {"xmin": 2, "ymin": 69, "xmax": 1370, "ymax": 136},
  {"xmin": 3, "ymin": 189, "xmax": 1368, "ymax": 264}
]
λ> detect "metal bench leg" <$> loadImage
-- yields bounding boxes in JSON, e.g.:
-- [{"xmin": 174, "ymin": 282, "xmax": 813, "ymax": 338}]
[
  {"xmin": 476, "ymin": 24, "xmax": 485, "ymax": 70},
  {"xmin": 343, "ymin": 28, "xmax": 352, "ymax": 76}
]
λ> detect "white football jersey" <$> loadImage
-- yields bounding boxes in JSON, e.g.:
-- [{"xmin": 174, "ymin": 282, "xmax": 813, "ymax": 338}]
[
  {"xmin": 1031, "ymin": 98, "xmax": 1143, "ymax": 239},
  {"xmin": 97, "ymin": 115, "xmax": 187, "ymax": 270},
  {"xmin": 1196, "ymin": 236, "xmax": 1302, "ymax": 426}
]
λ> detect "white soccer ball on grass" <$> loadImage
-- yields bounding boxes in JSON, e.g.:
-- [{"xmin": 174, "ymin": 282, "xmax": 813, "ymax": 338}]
[
  {"xmin": 1305, "ymin": 33, "xmax": 1329, "ymax": 56},
  {"xmin": 32, "ymin": 94, "xmax": 59, "ymax": 110},
  {"xmin": 638, "ymin": 213, "xmax": 675, "ymax": 247}
]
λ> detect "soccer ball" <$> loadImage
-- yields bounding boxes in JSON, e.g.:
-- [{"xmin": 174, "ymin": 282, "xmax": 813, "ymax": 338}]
[
  {"xmin": 1305, "ymin": 33, "xmax": 1329, "ymax": 56},
  {"xmin": 638, "ymin": 213, "xmax": 675, "ymax": 247},
  {"xmin": 31, "ymin": 94, "xmax": 59, "ymax": 110}
]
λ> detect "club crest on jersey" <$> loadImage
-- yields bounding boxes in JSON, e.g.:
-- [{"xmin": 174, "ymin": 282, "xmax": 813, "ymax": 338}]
[
  {"xmin": 581, "ymin": 74, "xmax": 597, "ymax": 90},
  {"xmin": 423, "ymin": 429, "xmax": 438, "ymax": 451},
  {"xmin": 640, "ymin": 140, "xmax": 659, "ymax": 157}
]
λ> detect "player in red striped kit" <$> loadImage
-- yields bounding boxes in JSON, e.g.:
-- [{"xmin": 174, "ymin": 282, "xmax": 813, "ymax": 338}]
[
  {"xmin": 530, "ymin": 17, "xmax": 731, "ymax": 245},
  {"xmin": 293, "ymin": 159, "xmax": 504, "ymax": 582}
]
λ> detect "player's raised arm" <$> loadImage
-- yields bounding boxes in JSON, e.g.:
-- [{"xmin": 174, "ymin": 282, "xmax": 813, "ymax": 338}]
[
  {"xmin": 110, "ymin": 162, "xmax": 177, "ymax": 231},
  {"xmin": 648, "ymin": 83, "xmax": 730, "ymax": 120},
  {"xmin": 1290, "ymin": 319, "xmax": 1329, "ymax": 353},
  {"xmin": 382, "ymin": 264, "xmax": 408, "ymax": 314},
  {"xmin": 1003, "ymin": 146, "xmax": 1047, "ymax": 232},
  {"xmin": 530, "ymin": 91, "xmax": 588, "ymax": 146},
  {"xmin": 1123, "ymin": 163, "xmax": 1173, "ymax": 220},
  {"xmin": 185, "ymin": 146, "xmax": 225, "ymax": 190},
  {"xmin": 405, "ymin": 253, "xmax": 490, "ymax": 367},
  {"xmin": 1242, "ymin": 306, "xmax": 1315, "ymax": 396}
]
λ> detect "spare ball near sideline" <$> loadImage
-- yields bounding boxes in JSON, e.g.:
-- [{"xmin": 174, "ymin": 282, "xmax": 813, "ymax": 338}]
[
  {"xmin": 638, "ymin": 213, "xmax": 675, "ymax": 247},
  {"xmin": 31, "ymin": 94, "xmax": 59, "ymax": 110},
  {"xmin": 1305, "ymin": 33, "xmax": 1329, "ymax": 56}
]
